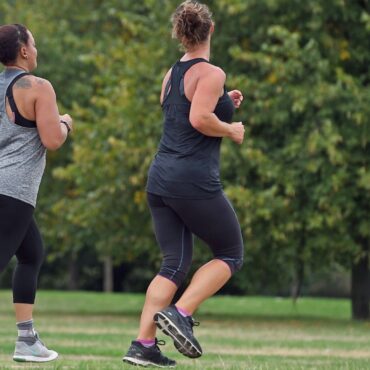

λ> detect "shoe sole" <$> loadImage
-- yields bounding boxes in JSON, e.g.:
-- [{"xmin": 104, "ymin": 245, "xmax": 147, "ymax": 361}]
[
  {"xmin": 154, "ymin": 312, "xmax": 202, "ymax": 358},
  {"xmin": 13, "ymin": 351, "xmax": 58, "ymax": 363},
  {"xmin": 123, "ymin": 356, "xmax": 176, "ymax": 368}
]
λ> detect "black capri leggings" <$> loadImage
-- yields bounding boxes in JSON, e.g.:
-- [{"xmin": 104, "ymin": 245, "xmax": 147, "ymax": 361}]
[
  {"xmin": 0, "ymin": 194, "xmax": 44, "ymax": 304},
  {"xmin": 147, "ymin": 191, "xmax": 244, "ymax": 287}
]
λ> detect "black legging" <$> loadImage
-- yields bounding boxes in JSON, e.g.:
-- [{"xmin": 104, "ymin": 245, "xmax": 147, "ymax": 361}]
[
  {"xmin": 0, "ymin": 194, "xmax": 44, "ymax": 304},
  {"xmin": 147, "ymin": 192, "xmax": 244, "ymax": 287}
]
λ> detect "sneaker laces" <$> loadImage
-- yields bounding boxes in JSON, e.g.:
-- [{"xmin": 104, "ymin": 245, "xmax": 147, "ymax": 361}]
[
  {"xmin": 156, "ymin": 339, "xmax": 165, "ymax": 346},
  {"xmin": 155, "ymin": 338, "xmax": 166, "ymax": 348},
  {"xmin": 153, "ymin": 338, "xmax": 176, "ymax": 364},
  {"xmin": 188, "ymin": 316, "xmax": 200, "ymax": 328},
  {"xmin": 33, "ymin": 331, "xmax": 45, "ymax": 346}
]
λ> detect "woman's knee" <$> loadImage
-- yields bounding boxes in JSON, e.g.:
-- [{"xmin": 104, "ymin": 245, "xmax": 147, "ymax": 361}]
[
  {"xmin": 215, "ymin": 240, "xmax": 244, "ymax": 274},
  {"xmin": 16, "ymin": 220, "xmax": 44, "ymax": 268},
  {"xmin": 16, "ymin": 241, "xmax": 44, "ymax": 268},
  {"xmin": 217, "ymin": 256, "xmax": 244, "ymax": 274},
  {"xmin": 158, "ymin": 264, "xmax": 190, "ymax": 287}
]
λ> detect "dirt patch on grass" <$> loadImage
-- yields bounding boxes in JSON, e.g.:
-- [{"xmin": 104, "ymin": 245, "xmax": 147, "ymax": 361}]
[
  {"xmin": 209, "ymin": 346, "xmax": 370, "ymax": 359},
  {"xmin": 199, "ymin": 327, "xmax": 370, "ymax": 343},
  {"xmin": 43, "ymin": 326, "xmax": 136, "ymax": 335}
]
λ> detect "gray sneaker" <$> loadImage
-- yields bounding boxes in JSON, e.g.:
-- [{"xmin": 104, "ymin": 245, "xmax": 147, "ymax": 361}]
[{"xmin": 13, "ymin": 332, "xmax": 58, "ymax": 363}]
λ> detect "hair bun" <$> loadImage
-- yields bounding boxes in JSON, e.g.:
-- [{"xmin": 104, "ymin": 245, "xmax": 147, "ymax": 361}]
[{"xmin": 171, "ymin": 1, "xmax": 213, "ymax": 51}]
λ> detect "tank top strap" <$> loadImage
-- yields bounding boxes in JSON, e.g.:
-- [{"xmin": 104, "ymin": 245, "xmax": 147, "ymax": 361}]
[
  {"xmin": 177, "ymin": 58, "xmax": 209, "ymax": 75},
  {"xmin": 163, "ymin": 58, "xmax": 209, "ymax": 104}
]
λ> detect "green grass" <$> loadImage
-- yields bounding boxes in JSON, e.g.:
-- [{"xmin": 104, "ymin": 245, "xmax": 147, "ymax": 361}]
[{"xmin": 1, "ymin": 291, "xmax": 370, "ymax": 369}]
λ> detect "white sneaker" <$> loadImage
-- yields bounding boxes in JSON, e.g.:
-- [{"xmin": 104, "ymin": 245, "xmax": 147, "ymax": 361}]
[{"xmin": 13, "ymin": 332, "xmax": 58, "ymax": 362}]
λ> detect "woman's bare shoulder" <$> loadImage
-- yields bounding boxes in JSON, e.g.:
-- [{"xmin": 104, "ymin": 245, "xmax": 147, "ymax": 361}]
[
  {"xmin": 13, "ymin": 75, "xmax": 55, "ymax": 97},
  {"xmin": 197, "ymin": 62, "xmax": 226, "ymax": 83}
]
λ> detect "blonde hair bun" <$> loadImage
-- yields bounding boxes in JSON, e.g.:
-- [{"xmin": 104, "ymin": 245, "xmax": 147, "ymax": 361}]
[{"xmin": 171, "ymin": 1, "xmax": 213, "ymax": 51}]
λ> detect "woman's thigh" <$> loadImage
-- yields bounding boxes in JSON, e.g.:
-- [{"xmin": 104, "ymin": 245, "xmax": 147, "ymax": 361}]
[
  {"xmin": 164, "ymin": 192, "xmax": 243, "ymax": 258},
  {"xmin": 0, "ymin": 195, "xmax": 34, "ymax": 272}
]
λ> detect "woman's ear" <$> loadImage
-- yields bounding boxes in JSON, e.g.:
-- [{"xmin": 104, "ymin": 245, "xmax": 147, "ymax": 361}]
[{"xmin": 20, "ymin": 45, "xmax": 28, "ymax": 59}]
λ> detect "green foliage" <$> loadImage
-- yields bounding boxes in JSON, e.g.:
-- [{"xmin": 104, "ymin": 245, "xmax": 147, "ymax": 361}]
[
  {"xmin": 49, "ymin": 0, "xmax": 177, "ymax": 264},
  {"xmin": 0, "ymin": 0, "xmax": 368, "ymax": 294},
  {"xmin": 214, "ymin": 0, "xmax": 370, "ymax": 292}
]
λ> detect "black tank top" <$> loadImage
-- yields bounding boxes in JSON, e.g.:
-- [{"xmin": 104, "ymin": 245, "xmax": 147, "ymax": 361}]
[{"xmin": 146, "ymin": 58, "xmax": 235, "ymax": 199}]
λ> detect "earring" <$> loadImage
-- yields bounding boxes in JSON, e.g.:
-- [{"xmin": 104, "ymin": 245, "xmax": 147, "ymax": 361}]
[{"xmin": 24, "ymin": 55, "xmax": 28, "ymax": 59}]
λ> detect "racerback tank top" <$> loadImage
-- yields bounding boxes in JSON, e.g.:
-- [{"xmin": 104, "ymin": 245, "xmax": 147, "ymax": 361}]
[
  {"xmin": 0, "ymin": 69, "xmax": 46, "ymax": 207},
  {"xmin": 146, "ymin": 58, "xmax": 235, "ymax": 199}
]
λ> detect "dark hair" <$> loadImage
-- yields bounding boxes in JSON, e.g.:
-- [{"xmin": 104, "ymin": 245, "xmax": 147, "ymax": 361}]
[
  {"xmin": 0, "ymin": 24, "xmax": 29, "ymax": 65},
  {"xmin": 171, "ymin": 1, "xmax": 213, "ymax": 51}
]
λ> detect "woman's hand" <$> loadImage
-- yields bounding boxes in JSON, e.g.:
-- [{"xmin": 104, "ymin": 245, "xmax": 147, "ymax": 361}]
[
  {"xmin": 60, "ymin": 114, "xmax": 73, "ymax": 132},
  {"xmin": 228, "ymin": 90, "xmax": 243, "ymax": 108},
  {"xmin": 228, "ymin": 121, "xmax": 245, "ymax": 145}
]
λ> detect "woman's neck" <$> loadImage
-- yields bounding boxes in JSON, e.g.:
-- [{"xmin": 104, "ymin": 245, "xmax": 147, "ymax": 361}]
[
  {"xmin": 182, "ymin": 43, "xmax": 211, "ymax": 61},
  {"xmin": 5, "ymin": 63, "xmax": 29, "ymax": 72}
]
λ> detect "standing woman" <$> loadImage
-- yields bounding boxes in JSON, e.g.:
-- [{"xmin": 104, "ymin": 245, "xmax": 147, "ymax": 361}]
[
  {"xmin": 0, "ymin": 24, "xmax": 73, "ymax": 362},
  {"xmin": 123, "ymin": 1, "xmax": 244, "ymax": 367}
]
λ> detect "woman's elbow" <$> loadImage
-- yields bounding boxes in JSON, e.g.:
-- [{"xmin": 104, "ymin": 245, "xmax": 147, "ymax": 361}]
[
  {"xmin": 190, "ymin": 113, "xmax": 208, "ymax": 130},
  {"xmin": 41, "ymin": 137, "xmax": 65, "ymax": 151},
  {"xmin": 43, "ymin": 142, "xmax": 62, "ymax": 151}
]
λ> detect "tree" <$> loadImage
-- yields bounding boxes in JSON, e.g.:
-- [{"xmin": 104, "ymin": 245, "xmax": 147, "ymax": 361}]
[
  {"xmin": 42, "ymin": 0, "xmax": 179, "ymax": 291},
  {"xmin": 213, "ymin": 0, "xmax": 370, "ymax": 317},
  {"xmin": 1, "ymin": 0, "xmax": 368, "ymax": 311}
]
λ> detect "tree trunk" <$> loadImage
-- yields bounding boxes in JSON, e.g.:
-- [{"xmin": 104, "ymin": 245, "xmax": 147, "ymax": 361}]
[
  {"xmin": 351, "ymin": 252, "xmax": 370, "ymax": 320},
  {"xmin": 103, "ymin": 256, "xmax": 113, "ymax": 292},
  {"xmin": 67, "ymin": 254, "xmax": 78, "ymax": 290},
  {"xmin": 291, "ymin": 258, "xmax": 304, "ymax": 304},
  {"xmin": 291, "ymin": 215, "xmax": 306, "ymax": 304}
]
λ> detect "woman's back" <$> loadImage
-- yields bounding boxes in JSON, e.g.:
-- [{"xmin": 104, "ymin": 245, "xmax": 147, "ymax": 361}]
[
  {"xmin": 0, "ymin": 69, "xmax": 46, "ymax": 207},
  {"xmin": 147, "ymin": 58, "xmax": 235, "ymax": 199}
]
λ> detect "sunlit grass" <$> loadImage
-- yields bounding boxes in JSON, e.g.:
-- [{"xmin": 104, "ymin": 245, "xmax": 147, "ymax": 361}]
[{"xmin": 0, "ymin": 291, "xmax": 369, "ymax": 369}]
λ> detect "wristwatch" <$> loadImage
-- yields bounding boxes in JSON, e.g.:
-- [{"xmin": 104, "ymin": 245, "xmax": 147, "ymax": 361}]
[{"xmin": 60, "ymin": 119, "xmax": 71, "ymax": 133}]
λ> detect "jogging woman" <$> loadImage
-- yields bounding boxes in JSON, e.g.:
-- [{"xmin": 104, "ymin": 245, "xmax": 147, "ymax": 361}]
[
  {"xmin": 123, "ymin": 1, "xmax": 244, "ymax": 367},
  {"xmin": 0, "ymin": 23, "xmax": 73, "ymax": 362}
]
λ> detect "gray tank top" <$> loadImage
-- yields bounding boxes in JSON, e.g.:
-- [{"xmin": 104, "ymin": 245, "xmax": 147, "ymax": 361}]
[{"xmin": 0, "ymin": 69, "xmax": 46, "ymax": 207}]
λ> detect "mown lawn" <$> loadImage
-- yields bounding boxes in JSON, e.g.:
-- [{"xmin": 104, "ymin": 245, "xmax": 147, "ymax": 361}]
[{"xmin": 0, "ymin": 291, "xmax": 370, "ymax": 369}]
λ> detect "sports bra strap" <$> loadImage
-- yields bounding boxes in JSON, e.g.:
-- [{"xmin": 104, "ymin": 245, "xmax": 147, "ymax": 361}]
[{"xmin": 6, "ymin": 73, "xmax": 37, "ymax": 128}]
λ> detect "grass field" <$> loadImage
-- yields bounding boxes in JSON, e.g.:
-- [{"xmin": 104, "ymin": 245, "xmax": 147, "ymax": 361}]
[{"xmin": 1, "ymin": 291, "xmax": 370, "ymax": 369}]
